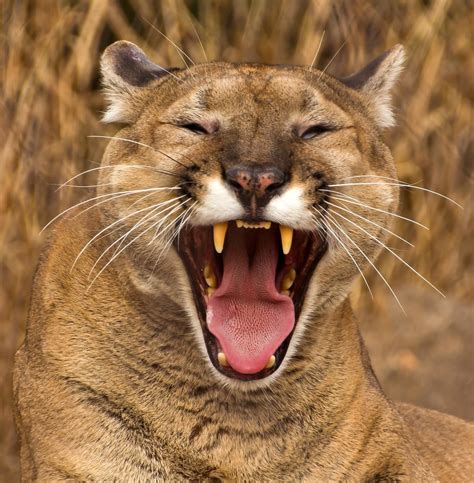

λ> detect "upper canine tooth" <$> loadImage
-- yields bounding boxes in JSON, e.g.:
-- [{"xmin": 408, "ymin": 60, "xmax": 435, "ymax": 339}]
[
  {"xmin": 204, "ymin": 265, "xmax": 217, "ymax": 288},
  {"xmin": 281, "ymin": 268, "xmax": 296, "ymax": 290},
  {"xmin": 213, "ymin": 222, "xmax": 228, "ymax": 253},
  {"xmin": 279, "ymin": 225, "xmax": 294, "ymax": 255}
]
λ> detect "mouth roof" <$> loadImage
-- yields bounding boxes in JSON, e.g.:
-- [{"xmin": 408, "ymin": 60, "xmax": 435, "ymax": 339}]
[{"xmin": 176, "ymin": 220, "xmax": 326, "ymax": 381}]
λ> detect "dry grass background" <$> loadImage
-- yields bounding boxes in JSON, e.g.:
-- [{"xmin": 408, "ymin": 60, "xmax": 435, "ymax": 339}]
[{"xmin": 1, "ymin": 0, "xmax": 472, "ymax": 479}]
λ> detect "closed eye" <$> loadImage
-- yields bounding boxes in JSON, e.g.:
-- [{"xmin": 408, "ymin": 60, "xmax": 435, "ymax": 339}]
[
  {"xmin": 180, "ymin": 123, "xmax": 211, "ymax": 135},
  {"xmin": 300, "ymin": 124, "xmax": 333, "ymax": 140}
]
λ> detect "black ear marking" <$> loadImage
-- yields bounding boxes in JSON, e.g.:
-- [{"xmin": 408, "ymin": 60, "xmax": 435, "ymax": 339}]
[
  {"xmin": 339, "ymin": 44, "xmax": 406, "ymax": 128},
  {"xmin": 100, "ymin": 41, "xmax": 180, "ymax": 124},
  {"xmin": 103, "ymin": 40, "xmax": 170, "ymax": 87},
  {"xmin": 341, "ymin": 51, "xmax": 390, "ymax": 91}
]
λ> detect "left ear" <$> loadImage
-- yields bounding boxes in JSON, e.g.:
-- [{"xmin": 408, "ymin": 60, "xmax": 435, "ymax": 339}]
[{"xmin": 341, "ymin": 44, "xmax": 406, "ymax": 128}]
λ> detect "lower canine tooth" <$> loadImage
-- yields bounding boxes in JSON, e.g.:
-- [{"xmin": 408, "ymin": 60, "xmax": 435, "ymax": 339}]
[
  {"xmin": 266, "ymin": 355, "xmax": 276, "ymax": 369},
  {"xmin": 213, "ymin": 222, "xmax": 228, "ymax": 253},
  {"xmin": 218, "ymin": 352, "xmax": 229, "ymax": 367},
  {"xmin": 204, "ymin": 265, "xmax": 217, "ymax": 288},
  {"xmin": 279, "ymin": 225, "xmax": 293, "ymax": 255},
  {"xmin": 281, "ymin": 268, "xmax": 296, "ymax": 290}
]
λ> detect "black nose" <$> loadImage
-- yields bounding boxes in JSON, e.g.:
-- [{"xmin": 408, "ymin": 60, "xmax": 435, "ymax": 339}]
[{"xmin": 225, "ymin": 165, "xmax": 286, "ymax": 197}]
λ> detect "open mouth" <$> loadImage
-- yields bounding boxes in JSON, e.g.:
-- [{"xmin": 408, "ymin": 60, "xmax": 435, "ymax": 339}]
[{"xmin": 176, "ymin": 220, "xmax": 327, "ymax": 380}]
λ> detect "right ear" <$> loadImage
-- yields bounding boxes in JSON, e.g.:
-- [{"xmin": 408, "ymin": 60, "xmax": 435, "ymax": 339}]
[{"xmin": 100, "ymin": 41, "xmax": 175, "ymax": 124}]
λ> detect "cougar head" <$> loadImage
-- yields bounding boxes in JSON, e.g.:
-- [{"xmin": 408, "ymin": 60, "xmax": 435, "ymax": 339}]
[{"xmin": 97, "ymin": 41, "xmax": 404, "ymax": 387}]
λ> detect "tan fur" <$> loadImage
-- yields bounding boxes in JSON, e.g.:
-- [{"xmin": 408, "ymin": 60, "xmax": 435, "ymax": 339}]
[{"xmin": 14, "ymin": 42, "xmax": 473, "ymax": 481}]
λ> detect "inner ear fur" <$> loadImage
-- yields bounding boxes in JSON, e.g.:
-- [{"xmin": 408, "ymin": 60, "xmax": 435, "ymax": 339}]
[
  {"xmin": 340, "ymin": 44, "xmax": 406, "ymax": 128},
  {"xmin": 100, "ymin": 40, "xmax": 175, "ymax": 124}
]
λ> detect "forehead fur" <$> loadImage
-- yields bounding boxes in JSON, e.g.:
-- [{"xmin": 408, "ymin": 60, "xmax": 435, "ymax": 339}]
[
  {"xmin": 146, "ymin": 64, "xmax": 358, "ymax": 127},
  {"xmin": 101, "ymin": 40, "xmax": 404, "ymax": 129}
]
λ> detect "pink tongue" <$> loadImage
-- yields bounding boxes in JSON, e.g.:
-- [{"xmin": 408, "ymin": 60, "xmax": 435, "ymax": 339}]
[{"xmin": 207, "ymin": 226, "xmax": 294, "ymax": 374}]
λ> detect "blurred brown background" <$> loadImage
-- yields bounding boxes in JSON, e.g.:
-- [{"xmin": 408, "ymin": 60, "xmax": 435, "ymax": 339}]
[{"xmin": 1, "ymin": 0, "xmax": 472, "ymax": 479}]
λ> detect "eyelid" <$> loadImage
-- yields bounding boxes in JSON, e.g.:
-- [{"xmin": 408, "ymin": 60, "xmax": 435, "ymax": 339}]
[
  {"xmin": 298, "ymin": 124, "xmax": 334, "ymax": 140},
  {"xmin": 180, "ymin": 123, "xmax": 209, "ymax": 135},
  {"xmin": 178, "ymin": 119, "xmax": 220, "ymax": 135}
]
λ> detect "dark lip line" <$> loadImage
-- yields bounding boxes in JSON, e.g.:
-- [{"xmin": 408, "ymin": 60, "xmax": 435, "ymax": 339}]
[{"xmin": 175, "ymin": 223, "xmax": 328, "ymax": 382}]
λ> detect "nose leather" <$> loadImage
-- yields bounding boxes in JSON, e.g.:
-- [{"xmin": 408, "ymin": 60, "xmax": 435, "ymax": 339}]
[
  {"xmin": 225, "ymin": 166, "xmax": 285, "ymax": 197},
  {"xmin": 224, "ymin": 165, "xmax": 287, "ymax": 218}
]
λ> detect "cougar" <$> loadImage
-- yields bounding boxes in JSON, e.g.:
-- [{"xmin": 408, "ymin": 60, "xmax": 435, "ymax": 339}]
[{"xmin": 13, "ymin": 41, "xmax": 473, "ymax": 481}]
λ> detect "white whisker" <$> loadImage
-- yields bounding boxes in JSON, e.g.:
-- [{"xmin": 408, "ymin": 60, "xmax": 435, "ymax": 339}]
[
  {"xmin": 312, "ymin": 208, "xmax": 373, "ymax": 298},
  {"xmin": 327, "ymin": 182, "xmax": 462, "ymax": 208},
  {"xmin": 142, "ymin": 18, "xmax": 196, "ymax": 67},
  {"xmin": 89, "ymin": 135, "xmax": 154, "ymax": 151},
  {"xmin": 339, "ymin": 175, "xmax": 420, "ymax": 184},
  {"xmin": 72, "ymin": 195, "xmax": 187, "ymax": 271},
  {"xmin": 308, "ymin": 30, "xmax": 326, "ymax": 70},
  {"xmin": 190, "ymin": 20, "xmax": 208, "ymax": 62},
  {"xmin": 152, "ymin": 201, "xmax": 198, "ymax": 269},
  {"xmin": 111, "ymin": 200, "xmax": 188, "ymax": 260},
  {"xmin": 320, "ymin": 189, "xmax": 429, "ymax": 229},
  {"xmin": 329, "ymin": 208, "xmax": 445, "ymax": 298},
  {"xmin": 88, "ymin": 135, "xmax": 190, "ymax": 169},
  {"xmin": 87, "ymin": 201, "xmax": 186, "ymax": 287},
  {"xmin": 142, "ymin": 202, "xmax": 193, "ymax": 269},
  {"xmin": 126, "ymin": 187, "xmax": 184, "ymax": 209},
  {"xmin": 175, "ymin": 201, "xmax": 198, "ymax": 248},
  {"xmin": 54, "ymin": 183, "xmax": 116, "ymax": 189},
  {"xmin": 71, "ymin": 189, "xmax": 181, "ymax": 222},
  {"xmin": 316, "ymin": 206, "xmax": 406, "ymax": 314},
  {"xmin": 83, "ymin": 191, "xmax": 171, "ymax": 246},
  {"xmin": 56, "ymin": 164, "xmax": 178, "ymax": 191},
  {"xmin": 89, "ymin": 201, "xmax": 182, "ymax": 278},
  {"xmin": 318, "ymin": 40, "xmax": 346, "ymax": 79},
  {"xmin": 147, "ymin": 202, "xmax": 188, "ymax": 246},
  {"xmin": 325, "ymin": 200, "xmax": 414, "ymax": 247},
  {"xmin": 41, "ymin": 187, "xmax": 180, "ymax": 233}
]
